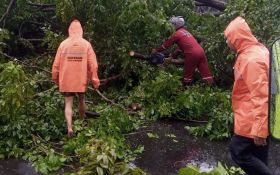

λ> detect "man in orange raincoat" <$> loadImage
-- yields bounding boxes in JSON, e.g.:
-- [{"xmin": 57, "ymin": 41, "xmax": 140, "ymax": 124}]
[
  {"xmin": 52, "ymin": 20, "xmax": 100, "ymax": 137},
  {"xmin": 224, "ymin": 17, "xmax": 272, "ymax": 175}
]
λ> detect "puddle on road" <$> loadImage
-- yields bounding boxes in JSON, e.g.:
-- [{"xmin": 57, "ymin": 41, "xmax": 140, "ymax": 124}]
[
  {"xmin": 126, "ymin": 119, "xmax": 280, "ymax": 175},
  {"xmin": 0, "ymin": 159, "xmax": 38, "ymax": 175}
]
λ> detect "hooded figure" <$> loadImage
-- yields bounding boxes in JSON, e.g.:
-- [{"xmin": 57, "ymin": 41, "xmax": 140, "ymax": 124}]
[
  {"xmin": 224, "ymin": 17, "xmax": 272, "ymax": 175},
  {"xmin": 52, "ymin": 20, "xmax": 100, "ymax": 91},
  {"xmin": 52, "ymin": 20, "xmax": 100, "ymax": 137}
]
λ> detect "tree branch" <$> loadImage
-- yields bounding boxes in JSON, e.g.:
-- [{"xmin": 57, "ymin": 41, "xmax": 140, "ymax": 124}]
[
  {"xmin": 88, "ymin": 87, "xmax": 127, "ymax": 110},
  {"xmin": 195, "ymin": 2, "xmax": 205, "ymax": 6},
  {"xmin": 27, "ymin": 2, "xmax": 56, "ymax": 8},
  {"xmin": 23, "ymin": 38, "xmax": 44, "ymax": 42},
  {"xmin": 195, "ymin": 0, "xmax": 226, "ymax": 11},
  {"xmin": 27, "ymin": 1, "xmax": 56, "ymax": 12},
  {"xmin": 0, "ymin": 0, "xmax": 16, "ymax": 24},
  {"xmin": 100, "ymin": 73, "xmax": 122, "ymax": 85},
  {"xmin": 0, "ymin": 51, "xmax": 51, "ymax": 74}
]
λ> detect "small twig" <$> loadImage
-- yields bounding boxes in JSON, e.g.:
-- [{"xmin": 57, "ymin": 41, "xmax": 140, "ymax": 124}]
[
  {"xmin": 124, "ymin": 129, "xmax": 152, "ymax": 136},
  {"xmin": 177, "ymin": 117, "xmax": 208, "ymax": 123},
  {"xmin": 0, "ymin": 51, "xmax": 15, "ymax": 59},
  {"xmin": 24, "ymin": 65, "xmax": 51, "ymax": 74},
  {"xmin": 35, "ymin": 80, "xmax": 52, "ymax": 83},
  {"xmin": 88, "ymin": 88, "xmax": 139, "ymax": 114},
  {"xmin": 85, "ymin": 100, "xmax": 94, "ymax": 104},
  {"xmin": 94, "ymin": 89, "xmax": 115, "ymax": 103},
  {"xmin": 34, "ymin": 52, "xmax": 48, "ymax": 60},
  {"xmin": 41, "ymin": 16, "xmax": 63, "ymax": 29},
  {"xmin": 0, "ymin": 51, "xmax": 51, "ymax": 74},
  {"xmin": 33, "ymin": 86, "xmax": 57, "ymax": 98},
  {"xmin": 88, "ymin": 87, "xmax": 127, "ymax": 110},
  {"xmin": 27, "ymin": 1, "xmax": 56, "ymax": 8},
  {"xmin": 32, "ymin": 134, "xmax": 62, "ymax": 149},
  {"xmin": 31, "ymin": 134, "xmax": 49, "ymax": 155},
  {"xmin": 26, "ymin": 1, "xmax": 56, "ymax": 12},
  {"xmin": 0, "ymin": 0, "xmax": 16, "ymax": 25},
  {"xmin": 19, "ymin": 21, "xmax": 44, "ymax": 37},
  {"xmin": 100, "ymin": 73, "xmax": 122, "ymax": 85},
  {"xmin": 64, "ymin": 164, "xmax": 79, "ymax": 170},
  {"xmin": 31, "ymin": 134, "xmax": 77, "ymax": 159},
  {"xmin": 88, "ymin": 88, "xmax": 110, "ymax": 103},
  {"xmin": 127, "ymin": 111, "xmax": 138, "ymax": 115},
  {"xmin": 23, "ymin": 38, "xmax": 44, "ymax": 42},
  {"xmin": 96, "ymin": 104, "xmax": 113, "ymax": 113},
  {"xmin": 186, "ymin": 119, "xmax": 208, "ymax": 123}
]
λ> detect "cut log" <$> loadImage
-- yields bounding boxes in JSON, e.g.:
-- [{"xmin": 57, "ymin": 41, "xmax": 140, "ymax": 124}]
[
  {"xmin": 195, "ymin": 0, "xmax": 226, "ymax": 11},
  {"xmin": 129, "ymin": 50, "xmax": 149, "ymax": 60}
]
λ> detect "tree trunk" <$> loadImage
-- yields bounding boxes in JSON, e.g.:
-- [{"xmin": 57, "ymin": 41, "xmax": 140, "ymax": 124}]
[{"xmin": 195, "ymin": 0, "xmax": 226, "ymax": 11}]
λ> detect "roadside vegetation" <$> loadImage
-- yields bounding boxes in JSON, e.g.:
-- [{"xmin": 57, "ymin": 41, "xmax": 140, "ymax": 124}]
[{"xmin": 0, "ymin": 0, "xmax": 279, "ymax": 174}]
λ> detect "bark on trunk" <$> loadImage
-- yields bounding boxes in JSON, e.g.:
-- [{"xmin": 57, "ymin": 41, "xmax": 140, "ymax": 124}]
[{"xmin": 195, "ymin": 0, "xmax": 226, "ymax": 11}]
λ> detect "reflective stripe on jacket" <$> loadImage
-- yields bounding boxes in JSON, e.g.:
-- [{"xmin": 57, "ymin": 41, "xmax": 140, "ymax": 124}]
[
  {"xmin": 52, "ymin": 20, "xmax": 100, "ymax": 92},
  {"xmin": 224, "ymin": 17, "xmax": 269, "ymax": 138}
]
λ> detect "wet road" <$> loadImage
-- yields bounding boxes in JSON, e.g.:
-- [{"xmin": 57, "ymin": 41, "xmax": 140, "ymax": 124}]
[
  {"xmin": 0, "ymin": 159, "xmax": 38, "ymax": 175},
  {"xmin": 126, "ymin": 120, "xmax": 280, "ymax": 175},
  {"xmin": 1, "ymin": 119, "xmax": 279, "ymax": 175}
]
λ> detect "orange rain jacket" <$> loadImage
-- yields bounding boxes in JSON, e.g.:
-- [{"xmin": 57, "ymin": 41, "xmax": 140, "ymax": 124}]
[
  {"xmin": 52, "ymin": 20, "xmax": 100, "ymax": 92},
  {"xmin": 224, "ymin": 17, "xmax": 269, "ymax": 139}
]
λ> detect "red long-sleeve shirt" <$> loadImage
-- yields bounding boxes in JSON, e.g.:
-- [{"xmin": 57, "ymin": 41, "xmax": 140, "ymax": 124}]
[{"xmin": 155, "ymin": 27, "xmax": 203, "ymax": 55}]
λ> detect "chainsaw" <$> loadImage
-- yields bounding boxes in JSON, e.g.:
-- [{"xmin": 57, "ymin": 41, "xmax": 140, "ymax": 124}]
[{"xmin": 129, "ymin": 50, "xmax": 169, "ymax": 65}]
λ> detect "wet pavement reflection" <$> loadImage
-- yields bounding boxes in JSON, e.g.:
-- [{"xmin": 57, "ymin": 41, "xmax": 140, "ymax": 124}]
[
  {"xmin": 0, "ymin": 159, "xmax": 38, "ymax": 175},
  {"xmin": 126, "ymin": 120, "xmax": 280, "ymax": 175}
]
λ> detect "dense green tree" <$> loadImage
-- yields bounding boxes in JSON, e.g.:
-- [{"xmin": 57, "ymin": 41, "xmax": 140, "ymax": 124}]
[{"xmin": 0, "ymin": 0, "xmax": 279, "ymax": 174}]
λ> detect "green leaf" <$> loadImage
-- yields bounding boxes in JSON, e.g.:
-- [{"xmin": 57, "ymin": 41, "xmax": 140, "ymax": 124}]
[
  {"xmin": 147, "ymin": 132, "xmax": 159, "ymax": 139},
  {"xmin": 212, "ymin": 162, "xmax": 229, "ymax": 175},
  {"xmin": 0, "ymin": 154, "xmax": 5, "ymax": 159},
  {"xmin": 96, "ymin": 166, "xmax": 104, "ymax": 175},
  {"xmin": 166, "ymin": 134, "xmax": 176, "ymax": 138},
  {"xmin": 178, "ymin": 166, "xmax": 200, "ymax": 175}
]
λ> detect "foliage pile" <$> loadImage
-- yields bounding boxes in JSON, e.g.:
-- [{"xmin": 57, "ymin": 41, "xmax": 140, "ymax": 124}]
[
  {"xmin": 178, "ymin": 162, "xmax": 245, "ymax": 175},
  {"xmin": 0, "ymin": 0, "xmax": 280, "ymax": 174},
  {"xmin": 125, "ymin": 70, "xmax": 233, "ymax": 140},
  {"xmin": 0, "ymin": 62, "xmax": 144, "ymax": 174},
  {"xmin": 1, "ymin": 0, "xmax": 278, "ymax": 82}
]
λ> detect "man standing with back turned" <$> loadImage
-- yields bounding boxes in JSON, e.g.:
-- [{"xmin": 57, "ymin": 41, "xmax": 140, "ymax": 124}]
[
  {"xmin": 224, "ymin": 16, "xmax": 272, "ymax": 175},
  {"xmin": 52, "ymin": 20, "xmax": 100, "ymax": 138}
]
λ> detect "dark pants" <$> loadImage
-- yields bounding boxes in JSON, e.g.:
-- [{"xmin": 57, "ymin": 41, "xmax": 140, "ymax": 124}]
[{"xmin": 230, "ymin": 135, "xmax": 273, "ymax": 175}]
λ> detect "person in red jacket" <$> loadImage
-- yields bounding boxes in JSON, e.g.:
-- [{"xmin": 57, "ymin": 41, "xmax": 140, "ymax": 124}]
[
  {"xmin": 52, "ymin": 20, "xmax": 100, "ymax": 138},
  {"xmin": 153, "ymin": 16, "xmax": 214, "ymax": 85},
  {"xmin": 224, "ymin": 16, "xmax": 272, "ymax": 175}
]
